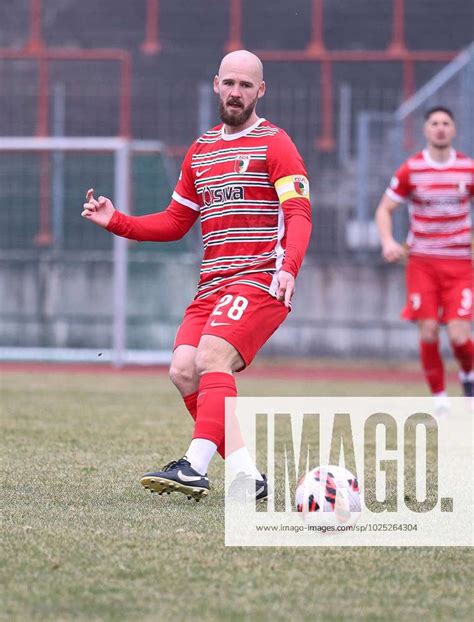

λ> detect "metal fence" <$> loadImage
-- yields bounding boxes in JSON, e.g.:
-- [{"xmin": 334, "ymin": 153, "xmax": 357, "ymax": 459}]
[
  {"xmin": 0, "ymin": 74, "xmax": 404, "ymax": 257},
  {"xmin": 3, "ymin": 45, "xmax": 472, "ymax": 259},
  {"xmin": 0, "ymin": 147, "xmax": 184, "ymax": 252},
  {"xmin": 354, "ymin": 42, "xmax": 474, "ymax": 246},
  {"xmin": 1, "ymin": 44, "xmax": 473, "ymax": 359}
]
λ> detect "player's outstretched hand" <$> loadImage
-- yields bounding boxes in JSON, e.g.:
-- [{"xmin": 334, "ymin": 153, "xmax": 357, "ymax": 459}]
[
  {"xmin": 81, "ymin": 188, "xmax": 115, "ymax": 229},
  {"xmin": 381, "ymin": 238, "xmax": 406, "ymax": 263},
  {"xmin": 276, "ymin": 269, "xmax": 295, "ymax": 308}
]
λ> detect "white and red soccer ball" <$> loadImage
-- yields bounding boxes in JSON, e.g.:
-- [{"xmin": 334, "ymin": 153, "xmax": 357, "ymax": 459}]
[{"xmin": 295, "ymin": 465, "xmax": 361, "ymax": 527}]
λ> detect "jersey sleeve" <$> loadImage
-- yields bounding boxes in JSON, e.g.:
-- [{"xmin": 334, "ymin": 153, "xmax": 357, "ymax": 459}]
[
  {"xmin": 172, "ymin": 143, "xmax": 201, "ymax": 211},
  {"xmin": 266, "ymin": 130, "xmax": 311, "ymax": 204},
  {"xmin": 267, "ymin": 131, "xmax": 312, "ymax": 278},
  {"xmin": 385, "ymin": 161, "xmax": 411, "ymax": 202},
  {"xmin": 280, "ymin": 199, "xmax": 312, "ymax": 277},
  {"xmin": 106, "ymin": 199, "xmax": 198, "ymax": 241}
]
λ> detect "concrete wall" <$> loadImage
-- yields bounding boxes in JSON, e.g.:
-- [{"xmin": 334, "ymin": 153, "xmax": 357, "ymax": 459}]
[{"xmin": 0, "ymin": 251, "xmax": 424, "ymax": 358}]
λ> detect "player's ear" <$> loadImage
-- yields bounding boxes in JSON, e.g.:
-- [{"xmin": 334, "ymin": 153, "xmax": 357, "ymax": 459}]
[
  {"xmin": 257, "ymin": 80, "xmax": 266, "ymax": 99},
  {"xmin": 213, "ymin": 75, "xmax": 219, "ymax": 94}
]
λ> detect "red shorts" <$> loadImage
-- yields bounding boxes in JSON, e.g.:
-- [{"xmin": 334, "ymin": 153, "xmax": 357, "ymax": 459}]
[
  {"xmin": 174, "ymin": 283, "xmax": 289, "ymax": 370},
  {"xmin": 402, "ymin": 255, "xmax": 473, "ymax": 323}
]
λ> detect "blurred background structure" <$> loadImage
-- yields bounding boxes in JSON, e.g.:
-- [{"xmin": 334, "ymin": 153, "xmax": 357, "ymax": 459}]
[{"xmin": 0, "ymin": 0, "xmax": 473, "ymax": 363}]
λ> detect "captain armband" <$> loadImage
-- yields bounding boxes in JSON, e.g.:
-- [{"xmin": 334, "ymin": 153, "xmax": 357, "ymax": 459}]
[{"xmin": 274, "ymin": 175, "xmax": 310, "ymax": 204}]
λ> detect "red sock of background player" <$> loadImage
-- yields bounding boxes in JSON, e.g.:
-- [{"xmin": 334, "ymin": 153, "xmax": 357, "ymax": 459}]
[
  {"xmin": 183, "ymin": 390, "xmax": 225, "ymax": 458},
  {"xmin": 184, "ymin": 372, "xmax": 236, "ymax": 473},
  {"xmin": 420, "ymin": 340, "xmax": 445, "ymax": 394},
  {"xmin": 451, "ymin": 338, "xmax": 473, "ymax": 373}
]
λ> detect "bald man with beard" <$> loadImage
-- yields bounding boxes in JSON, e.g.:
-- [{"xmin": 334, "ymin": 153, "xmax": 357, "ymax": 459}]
[
  {"xmin": 82, "ymin": 50, "xmax": 312, "ymax": 502},
  {"xmin": 216, "ymin": 50, "xmax": 264, "ymax": 128}
]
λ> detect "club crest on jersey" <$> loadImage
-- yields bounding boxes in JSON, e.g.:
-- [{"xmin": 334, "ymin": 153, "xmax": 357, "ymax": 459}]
[
  {"xmin": 234, "ymin": 154, "xmax": 251, "ymax": 174},
  {"xmin": 293, "ymin": 176, "xmax": 309, "ymax": 196}
]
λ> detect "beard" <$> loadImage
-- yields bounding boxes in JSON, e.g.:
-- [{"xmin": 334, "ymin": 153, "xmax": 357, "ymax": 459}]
[
  {"xmin": 219, "ymin": 95, "xmax": 258, "ymax": 127},
  {"xmin": 430, "ymin": 138, "xmax": 451, "ymax": 150}
]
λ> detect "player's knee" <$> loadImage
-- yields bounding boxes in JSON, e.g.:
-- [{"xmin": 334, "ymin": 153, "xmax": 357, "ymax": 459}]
[
  {"xmin": 194, "ymin": 349, "xmax": 214, "ymax": 376},
  {"xmin": 420, "ymin": 331, "xmax": 438, "ymax": 343},
  {"xmin": 450, "ymin": 335, "xmax": 466, "ymax": 347},
  {"xmin": 419, "ymin": 321, "xmax": 439, "ymax": 342},
  {"xmin": 169, "ymin": 363, "xmax": 197, "ymax": 392},
  {"xmin": 448, "ymin": 324, "xmax": 471, "ymax": 346}
]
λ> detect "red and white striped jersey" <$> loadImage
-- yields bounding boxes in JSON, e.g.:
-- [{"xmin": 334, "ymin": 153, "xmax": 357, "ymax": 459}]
[
  {"xmin": 173, "ymin": 118, "xmax": 311, "ymax": 299},
  {"xmin": 386, "ymin": 149, "xmax": 474, "ymax": 259}
]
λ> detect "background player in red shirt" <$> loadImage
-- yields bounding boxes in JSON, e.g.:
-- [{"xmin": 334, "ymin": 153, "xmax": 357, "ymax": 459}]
[
  {"xmin": 82, "ymin": 50, "xmax": 312, "ymax": 500},
  {"xmin": 375, "ymin": 106, "xmax": 473, "ymax": 412}
]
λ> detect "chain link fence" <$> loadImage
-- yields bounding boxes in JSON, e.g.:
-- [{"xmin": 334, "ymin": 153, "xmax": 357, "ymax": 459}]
[
  {"xmin": 354, "ymin": 42, "xmax": 474, "ymax": 247},
  {"xmin": 0, "ymin": 41, "xmax": 472, "ymax": 358}
]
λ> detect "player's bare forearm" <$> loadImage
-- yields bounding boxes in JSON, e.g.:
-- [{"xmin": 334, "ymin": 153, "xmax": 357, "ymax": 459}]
[
  {"xmin": 375, "ymin": 194, "xmax": 406, "ymax": 262},
  {"xmin": 375, "ymin": 194, "xmax": 397, "ymax": 244}
]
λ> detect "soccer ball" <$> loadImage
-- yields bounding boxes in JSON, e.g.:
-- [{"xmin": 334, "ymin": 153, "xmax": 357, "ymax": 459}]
[{"xmin": 295, "ymin": 465, "xmax": 361, "ymax": 527}]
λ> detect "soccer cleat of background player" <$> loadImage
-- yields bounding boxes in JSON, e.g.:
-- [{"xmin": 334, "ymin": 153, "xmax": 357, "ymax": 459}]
[
  {"xmin": 375, "ymin": 107, "xmax": 474, "ymax": 411},
  {"xmin": 81, "ymin": 50, "xmax": 312, "ymax": 500}
]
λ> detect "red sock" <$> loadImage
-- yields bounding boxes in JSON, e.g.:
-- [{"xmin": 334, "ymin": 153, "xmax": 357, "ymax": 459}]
[
  {"xmin": 420, "ymin": 340, "xmax": 445, "ymax": 394},
  {"xmin": 183, "ymin": 390, "xmax": 225, "ymax": 458},
  {"xmin": 193, "ymin": 372, "xmax": 237, "ymax": 450},
  {"xmin": 451, "ymin": 339, "xmax": 473, "ymax": 373}
]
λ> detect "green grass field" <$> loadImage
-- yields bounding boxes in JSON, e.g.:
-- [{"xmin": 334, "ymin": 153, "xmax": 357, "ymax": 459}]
[{"xmin": 1, "ymin": 368, "xmax": 473, "ymax": 621}]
